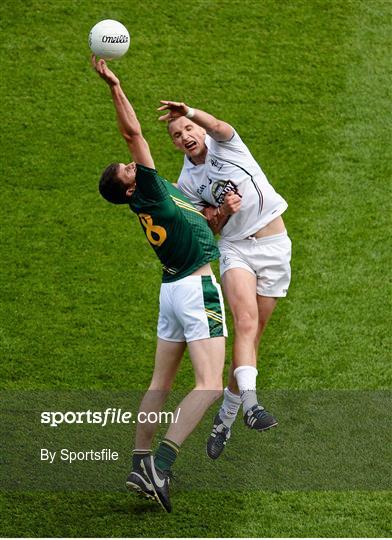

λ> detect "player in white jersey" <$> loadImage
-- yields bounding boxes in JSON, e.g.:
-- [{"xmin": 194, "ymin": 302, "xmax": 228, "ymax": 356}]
[{"xmin": 158, "ymin": 100, "xmax": 292, "ymax": 458}]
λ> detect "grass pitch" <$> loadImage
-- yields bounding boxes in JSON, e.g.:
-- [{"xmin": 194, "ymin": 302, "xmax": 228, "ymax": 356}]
[{"xmin": 1, "ymin": 0, "xmax": 391, "ymax": 537}]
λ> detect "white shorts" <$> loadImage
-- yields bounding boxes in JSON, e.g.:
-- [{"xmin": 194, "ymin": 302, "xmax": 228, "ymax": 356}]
[
  {"xmin": 157, "ymin": 274, "xmax": 227, "ymax": 343},
  {"xmin": 218, "ymin": 231, "xmax": 292, "ymax": 297}
]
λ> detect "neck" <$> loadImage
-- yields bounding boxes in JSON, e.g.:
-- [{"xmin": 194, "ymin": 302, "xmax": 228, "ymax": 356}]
[{"xmin": 188, "ymin": 146, "xmax": 207, "ymax": 165}]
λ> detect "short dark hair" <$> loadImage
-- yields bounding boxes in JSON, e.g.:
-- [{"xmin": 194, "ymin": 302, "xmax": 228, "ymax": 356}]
[{"xmin": 99, "ymin": 162, "xmax": 129, "ymax": 205}]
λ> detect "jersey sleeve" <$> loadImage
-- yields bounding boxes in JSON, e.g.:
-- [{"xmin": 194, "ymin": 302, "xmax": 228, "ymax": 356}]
[
  {"xmin": 135, "ymin": 164, "xmax": 170, "ymax": 202},
  {"xmin": 208, "ymin": 130, "xmax": 251, "ymax": 161}
]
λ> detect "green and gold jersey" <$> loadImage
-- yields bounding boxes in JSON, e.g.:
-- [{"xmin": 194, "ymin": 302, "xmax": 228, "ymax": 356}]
[{"xmin": 129, "ymin": 164, "xmax": 220, "ymax": 282}]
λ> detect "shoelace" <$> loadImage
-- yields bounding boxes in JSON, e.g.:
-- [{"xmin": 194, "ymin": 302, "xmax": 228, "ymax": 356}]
[
  {"xmin": 212, "ymin": 422, "xmax": 231, "ymax": 439},
  {"xmin": 251, "ymin": 406, "xmax": 267, "ymax": 419}
]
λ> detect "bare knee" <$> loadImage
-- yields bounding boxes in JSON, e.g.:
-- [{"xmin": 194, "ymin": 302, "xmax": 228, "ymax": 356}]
[
  {"xmin": 233, "ymin": 311, "xmax": 258, "ymax": 337},
  {"xmin": 148, "ymin": 364, "xmax": 179, "ymax": 392}
]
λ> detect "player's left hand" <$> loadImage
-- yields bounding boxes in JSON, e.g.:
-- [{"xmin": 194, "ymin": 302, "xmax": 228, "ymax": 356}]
[
  {"xmin": 91, "ymin": 55, "xmax": 119, "ymax": 87},
  {"xmin": 221, "ymin": 191, "xmax": 242, "ymax": 215},
  {"xmin": 157, "ymin": 101, "xmax": 190, "ymax": 121}
]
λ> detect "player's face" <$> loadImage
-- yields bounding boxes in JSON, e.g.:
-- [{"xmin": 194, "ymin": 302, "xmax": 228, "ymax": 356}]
[
  {"xmin": 117, "ymin": 162, "xmax": 137, "ymax": 196},
  {"xmin": 169, "ymin": 117, "xmax": 207, "ymax": 164}
]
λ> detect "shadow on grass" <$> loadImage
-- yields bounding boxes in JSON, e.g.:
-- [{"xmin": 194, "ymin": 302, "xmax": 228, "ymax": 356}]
[{"xmin": 108, "ymin": 493, "xmax": 163, "ymax": 516}]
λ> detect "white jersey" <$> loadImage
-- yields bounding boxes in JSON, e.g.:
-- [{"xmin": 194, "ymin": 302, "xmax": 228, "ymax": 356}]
[{"xmin": 177, "ymin": 131, "xmax": 288, "ymax": 241}]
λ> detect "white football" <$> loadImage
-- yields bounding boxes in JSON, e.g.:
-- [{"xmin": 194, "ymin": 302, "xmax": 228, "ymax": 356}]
[{"xmin": 89, "ymin": 19, "xmax": 130, "ymax": 60}]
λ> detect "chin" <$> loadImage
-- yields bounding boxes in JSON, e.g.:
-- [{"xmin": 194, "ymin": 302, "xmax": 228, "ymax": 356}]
[{"xmin": 188, "ymin": 147, "xmax": 200, "ymax": 157}]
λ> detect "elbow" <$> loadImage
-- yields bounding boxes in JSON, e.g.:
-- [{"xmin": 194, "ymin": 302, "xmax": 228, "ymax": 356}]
[
  {"xmin": 209, "ymin": 121, "xmax": 221, "ymax": 135},
  {"xmin": 121, "ymin": 129, "xmax": 142, "ymax": 142},
  {"xmin": 208, "ymin": 121, "xmax": 233, "ymax": 142},
  {"xmin": 120, "ymin": 120, "xmax": 143, "ymax": 141}
]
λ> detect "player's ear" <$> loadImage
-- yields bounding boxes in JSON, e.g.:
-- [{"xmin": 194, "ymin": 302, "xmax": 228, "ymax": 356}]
[{"xmin": 126, "ymin": 186, "xmax": 135, "ymax": 197}]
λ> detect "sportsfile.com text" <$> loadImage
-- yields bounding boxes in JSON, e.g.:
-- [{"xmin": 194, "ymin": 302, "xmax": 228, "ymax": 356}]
[{"xmin": 40, "ymin": 408, "xmax": 181, "ymax": 427}]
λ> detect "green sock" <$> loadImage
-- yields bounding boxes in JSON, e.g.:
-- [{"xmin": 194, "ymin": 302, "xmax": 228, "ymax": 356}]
[{"xmin": 154, "ymin": 439, "xmax": 180, "ymax": 472}]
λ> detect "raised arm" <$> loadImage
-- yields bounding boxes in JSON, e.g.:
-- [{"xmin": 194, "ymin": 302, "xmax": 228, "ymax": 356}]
[
  {"xmin": 158, "ymin": 100, "xmax": 234, "ymax": 142},
  {"xmin": 92, "ymin": 55, "xmax": 154, "ymax": 169}
]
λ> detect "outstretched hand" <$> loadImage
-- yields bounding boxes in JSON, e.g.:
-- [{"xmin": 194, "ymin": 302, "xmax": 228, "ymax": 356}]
[
  {"xmin": 157, "ymin": 101, "xmax": 190, "ymax": 121},
  {"xmin": 91, "ymin": 55, "xmax": 119, "ymax": 87}
]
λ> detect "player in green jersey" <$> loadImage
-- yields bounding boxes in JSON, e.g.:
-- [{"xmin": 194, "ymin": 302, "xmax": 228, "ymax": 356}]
[{"xmin": 92, "ymin": 56, "xmax": 227, "ymax": 513}]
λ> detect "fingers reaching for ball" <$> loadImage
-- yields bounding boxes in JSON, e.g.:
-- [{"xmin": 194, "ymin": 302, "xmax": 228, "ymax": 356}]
[
  {"xmin": 91, "ymin": 54, "xmax": 119, "ymax": 87},
  {"xmin": 157, "ymin": 101, "xmax": 184, "ymax": 111},
  {"xmin": 91, "ymin": 54, "xmax": 103, "ymax": 73},
  {"xmin": 157, "ymin": 101, "xmax": 189, "ymax": 121}
]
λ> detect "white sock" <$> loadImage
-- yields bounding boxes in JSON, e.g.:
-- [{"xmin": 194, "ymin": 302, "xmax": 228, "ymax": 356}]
[
  {"xmin": 233, "ymin": 365, "xmax": 259, "ymax": 413},
  {"xmin": 219, "ymin": 387, "xmax": 241, "ymax": 428}
]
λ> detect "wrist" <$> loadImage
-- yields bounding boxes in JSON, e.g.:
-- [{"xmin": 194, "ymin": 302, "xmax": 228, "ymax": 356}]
[
  {"xmin": 217, "ymin": 206, "xmax": 226, "ymax": 218},
  {"xmin": 185, "ymin": 106, "xmax": 195, "ymax": 119}
]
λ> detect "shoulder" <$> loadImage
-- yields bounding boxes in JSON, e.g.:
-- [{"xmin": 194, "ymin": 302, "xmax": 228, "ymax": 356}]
[
  {"xmin": 207, "ymin": 131, "xmax": 257, "ymax": 168},
  {"xmin": 136, "ymin": 163, "xmax": 159, "ymax": 179},
  {"xmin": 135, "ymin": 163, "xmax": 172, "ymax": 201},
  {"xmin": 208, "ymin": 130, "xmax": 246, "ymax": 152}
]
